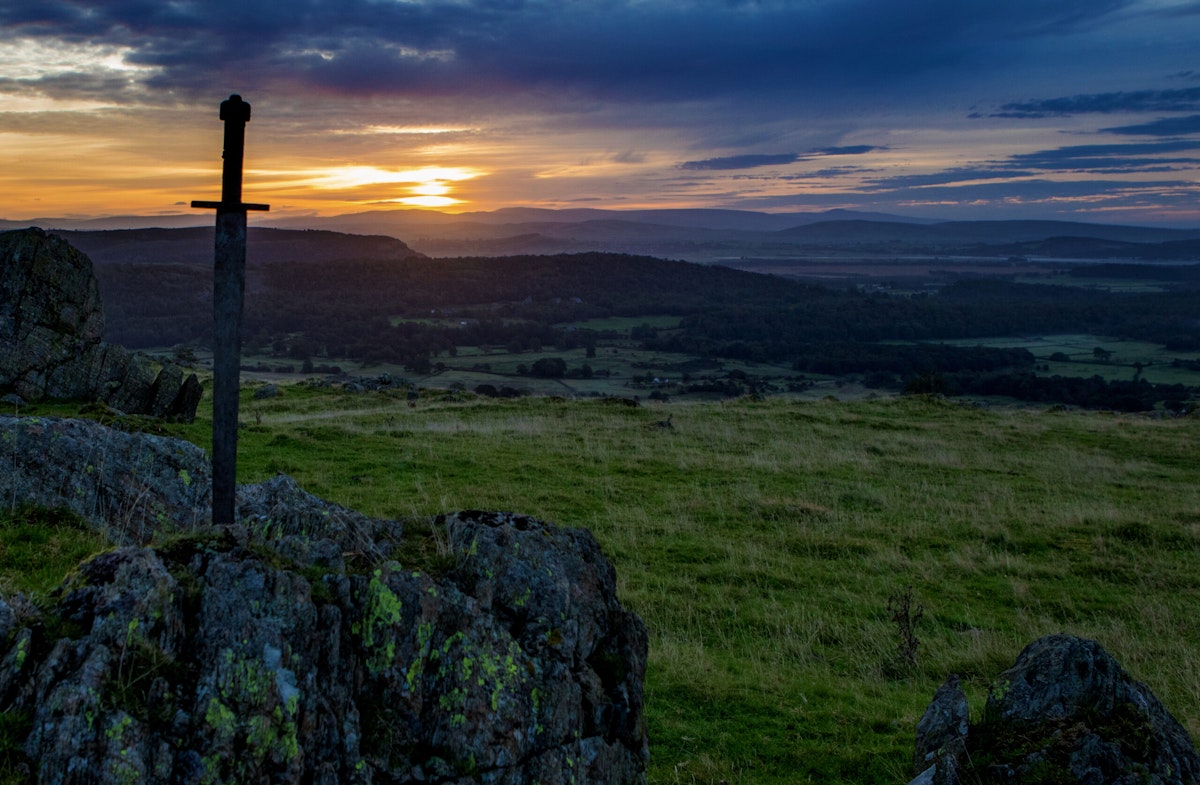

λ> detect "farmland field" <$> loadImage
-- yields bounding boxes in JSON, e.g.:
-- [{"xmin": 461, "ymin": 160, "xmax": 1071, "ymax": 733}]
[{"xmin": 925, "ymin": 334, "xmax": 1200, "ymax": 386}]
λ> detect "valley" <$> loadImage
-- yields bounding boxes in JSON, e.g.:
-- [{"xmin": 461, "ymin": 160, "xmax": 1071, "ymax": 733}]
[{"xmin": 55, "ymin": 217, "xmax": 1199, "ymax": 412}]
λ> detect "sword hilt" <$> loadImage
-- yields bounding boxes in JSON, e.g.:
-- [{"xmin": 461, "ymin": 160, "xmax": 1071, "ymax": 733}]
[
  {"xmin": 192, "ymin": 94, "xmax": 270, "ymax": 213},
  {"xmin": 220, "ymin": 95, "xmax": 250, "ymax": 206}
]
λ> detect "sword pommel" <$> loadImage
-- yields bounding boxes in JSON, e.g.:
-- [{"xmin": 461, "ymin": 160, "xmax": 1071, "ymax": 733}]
[{"xmin": 220, "ymin": 94, "xmax": 251, "ymax": 124}]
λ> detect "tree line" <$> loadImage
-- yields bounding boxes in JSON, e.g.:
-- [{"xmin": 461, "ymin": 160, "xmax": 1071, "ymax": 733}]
[{"xmin": 95, "ymin": 251, "xmax": 1200, "ymax": 408}]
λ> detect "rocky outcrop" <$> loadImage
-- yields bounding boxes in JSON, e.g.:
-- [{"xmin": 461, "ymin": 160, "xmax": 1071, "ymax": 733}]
[
  {"xmin": 912, "ymin": 674, "xmax": 968, "ymax": 783},
  {"xmin": 0, "ymin": 416, "xmax": 648, "ymax": 785},
  {"xmin": 0, "ymin": 228, "xmax": 201, "ymax": 421},
  {"xmin": 911, "ymin": 635, "xmax": 1200, "ymax": 784},
  {"xmin": 0, "ymin": 415, "xmax": 212, "ymax": 543},
  {"xmin": 0, "ymin": 416, "xmax": 394, "ymax": 554}
]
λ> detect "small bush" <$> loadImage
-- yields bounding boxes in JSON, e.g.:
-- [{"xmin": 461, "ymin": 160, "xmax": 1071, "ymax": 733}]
[{"xmin": 886, "ymin": 586, "xmax": 924, "ymax": 675}]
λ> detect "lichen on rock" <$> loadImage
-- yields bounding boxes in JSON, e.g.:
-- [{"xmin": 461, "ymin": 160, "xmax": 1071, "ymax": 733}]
[
  {"xmin": 0, "ymin": 417, "xmax": 649, "ymax": 785},
  {"xmin": 910, "ymin": 634, "xmax": 1200, "ymax": 785},
  {"xmin": 0, "ymin": 415, "xmax": 212, "ymax": 544}
]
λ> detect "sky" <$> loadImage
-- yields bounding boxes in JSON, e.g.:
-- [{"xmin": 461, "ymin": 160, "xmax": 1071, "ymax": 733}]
[{"xmin": 3, "ymin": 0, "xmax": 1200, "ymax": 226}]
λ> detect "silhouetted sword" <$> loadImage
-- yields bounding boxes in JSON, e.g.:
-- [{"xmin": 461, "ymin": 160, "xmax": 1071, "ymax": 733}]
[{"xmin": 192, "ymin": 94, "xmax": 269, "ymax": 525}]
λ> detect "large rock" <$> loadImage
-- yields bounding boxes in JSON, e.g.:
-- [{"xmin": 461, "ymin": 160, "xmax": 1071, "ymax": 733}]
[
  {"xmin": 0, "ymin": 417, "xmax": 649, "ymax": 785},
  {"xmin": 913, "ymin": 674, "xmax": 968, "ymax": 777},
  {"xmin": 0, "ymin": 415, "xmax": 212, "ymax": 543},
  {"xmin": 0, "ymin": 228, "xmax": 201, "ymax": 421},
  {"xmin": 910, "ymin": 634, "xmax": 1200, "ymax": 784},
  {"xmin": 0, "ymin": 416, "xmax": 393, "ymax": 554}
]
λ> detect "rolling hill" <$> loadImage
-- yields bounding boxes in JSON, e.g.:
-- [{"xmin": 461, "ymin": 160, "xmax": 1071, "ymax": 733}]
[{"xmin": 16, "ymin": 207, "xmax": 1199, "ymax": 263}]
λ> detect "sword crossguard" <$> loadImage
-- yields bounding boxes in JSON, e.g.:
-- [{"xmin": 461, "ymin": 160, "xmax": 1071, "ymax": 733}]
[{"xmin": 191, "ymin": 200, "xmax": 270, "ymax": 211}]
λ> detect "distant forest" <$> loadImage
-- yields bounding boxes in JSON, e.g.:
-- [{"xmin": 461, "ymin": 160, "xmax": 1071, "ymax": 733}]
[{"xmin": 96, "ymin": 251, "xmax": 1200, "ymax": 411}]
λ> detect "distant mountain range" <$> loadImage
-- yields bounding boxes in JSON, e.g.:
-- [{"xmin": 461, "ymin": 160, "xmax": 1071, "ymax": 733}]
[
  {"xmin": 269, "ymin": 206, "xmax": 940, "ymax": 234},
  {"xmin": 8, "ymin": 207, "xmax": 1200, "ymax": 262},
  {"xmin": 3, "ymin": 207, "xmax": 922, "ymax": 234},
  {"xmin": 49, "ymin": 228, "xmax": 423, "ymax": 268},
  {"xmin": 276, "ymin": 208, "xmax": 1200, "ymax": 261}
]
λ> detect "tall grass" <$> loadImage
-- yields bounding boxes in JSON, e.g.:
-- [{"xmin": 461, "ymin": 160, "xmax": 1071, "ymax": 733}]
[
  {"xmin": 48, "ymin": 389, "xmax": 1200, "ymax": 782},
  {"xmin": 0, "ymin": 505, "xmax": 108, "ymax": 598}
]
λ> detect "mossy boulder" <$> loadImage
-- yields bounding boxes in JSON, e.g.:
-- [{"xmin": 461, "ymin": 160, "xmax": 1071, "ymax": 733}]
[
  {"xmin": 0, "ymin": 418, "xmax": 648, "ymax": 784},
  {"xmin": 912, "ymin": 634, "xmax": 1200, "ymax": 784}
]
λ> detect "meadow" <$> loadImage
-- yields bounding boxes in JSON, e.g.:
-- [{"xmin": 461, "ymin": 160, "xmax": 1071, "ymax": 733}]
[
  {"xmin": 7, "ymin": 387, "xmax": 1200, "ymax": 783},
  {"xmin": 931, "ymin": 333, "xmax": 1200, "ymax": 387},
  {"xmin": 211, "ymin": 330, "xmax": 830, "ymax": 402},
  {"xmin": 198, "ymin": 316, "xmax": 1200, "ymax": 410}
]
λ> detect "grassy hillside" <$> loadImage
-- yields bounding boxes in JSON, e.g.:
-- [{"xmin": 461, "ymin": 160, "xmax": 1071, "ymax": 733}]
[{"xmin": 10, "ymin": 389, "xmax": 1200, "ymax": 783}]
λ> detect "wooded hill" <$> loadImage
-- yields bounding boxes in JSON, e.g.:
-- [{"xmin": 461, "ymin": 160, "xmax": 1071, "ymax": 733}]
[
  {"xmin": 37, "ymin": 206, "xmax": 1200, "ymax": 261},
  {"xmin": 50, "ymin": 227, "xmax": 1200, "ymax": 411}
]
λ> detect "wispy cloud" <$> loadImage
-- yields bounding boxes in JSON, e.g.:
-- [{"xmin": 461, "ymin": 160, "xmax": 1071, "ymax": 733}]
[
  {"xmin": 726, "ymin": 177, "xmax": 1200, "ymax": 216},
  {"xmin": 1102, "ymin": 114, "xmax": 1200, "ymax": 136},
  {"xmin": 679, "ymin": 146, "xmax": 882, "ymax": 171},
  {"xmin": 864, "ymin": 140, "xmax": 1200, "ymax": 191},
  {"xmin": 991, "ymin": 87, "xmax": 1200, "ymax": 117},
  {"xmin": 810, "ymin": 146, "xmax": 882, "ymax": 157},
  {"xmin": 864, "ymin": 169, "xmax": 1038, "ymax": 190},
  {"xmin": 680, "ymin": 154, "xmax": 802, "ymax": 171},
  {"xmin": 1003, "ymin": 140, "xmax": 1200, "ymax": 169}
]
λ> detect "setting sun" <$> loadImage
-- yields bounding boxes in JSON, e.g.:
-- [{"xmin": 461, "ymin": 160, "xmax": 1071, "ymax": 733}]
[
  {"xmin": 263, "ymin": 165, "xmax": 482, "ymax": 209},
  {"xmin": 2, "ymin": 2, "xmax": 1200, "ymax": 225},
  {"xmin": 402, "ymin": 179, "xmax": 457, "ymax": 207}
]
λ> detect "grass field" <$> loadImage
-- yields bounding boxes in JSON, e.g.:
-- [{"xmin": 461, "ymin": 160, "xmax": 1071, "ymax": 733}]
[
  {"xmin": 565, "ymin": 315, "xmax": 686, "ymax": 332},
  {"xmin": 927, "ymin": 333, "xmax": 1200, "ymax": 387},
  {"xmin": 1012, "ymin": 275, "xmax": 1174, "ymax": 293},
  {"xmin": 171, "ymin": 324, "xmax": 1200, "ymax": 409},
  {"xmin": 188, "ymin": 342, "xmax": 834, "ymax": 401},
  {"xmin": 9, "ymin": 388, "xmax": 1200, "ymax": 783}
]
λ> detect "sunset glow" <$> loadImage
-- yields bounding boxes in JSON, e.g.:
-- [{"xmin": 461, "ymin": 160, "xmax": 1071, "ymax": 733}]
[
  {"xmin": 232, "ymin": 164, "xmax": 482, "ymax": 213},
  {"xmin": 291, "ymin": 166, "xmax": 480, "ymax": 195},
  {"xmin": 1, "ymin": 1, "xmax": 1199, "ymax": 225}
]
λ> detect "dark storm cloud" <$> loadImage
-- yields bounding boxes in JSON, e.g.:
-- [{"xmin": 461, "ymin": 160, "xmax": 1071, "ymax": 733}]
[
  {"xmin": 680, "ymin": 146, "xmax": 881, "ymax": 171},
  {"xmin": 992, "ymin": 87, "xmax": 1200, "ymax": 117},
  {"xmin": 0, "ymin": 0, "xmax": 1138, "ymax": 104}
]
